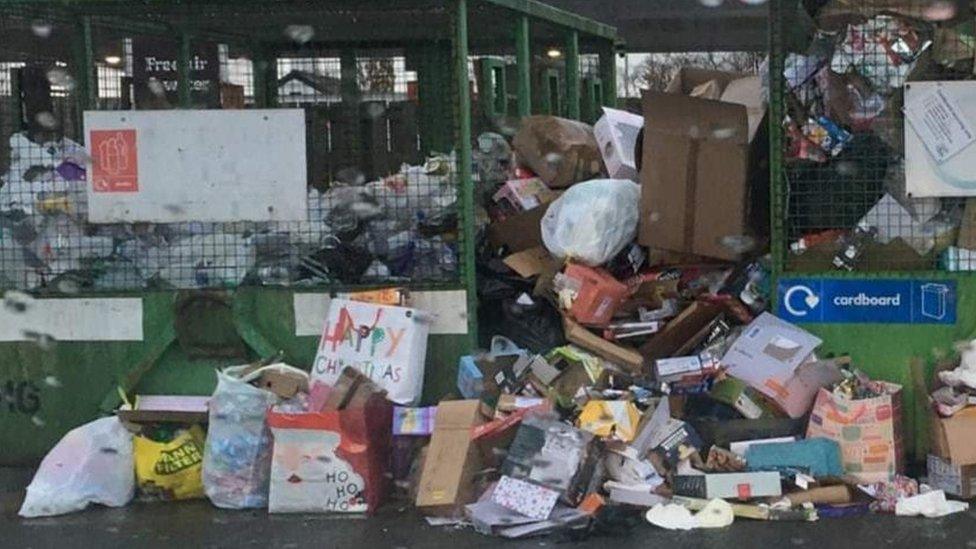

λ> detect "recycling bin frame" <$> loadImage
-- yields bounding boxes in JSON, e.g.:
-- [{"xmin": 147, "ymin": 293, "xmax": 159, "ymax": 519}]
[{"xmin": 0, "ymin": 0, "xmax": 618, "ymax": 464}]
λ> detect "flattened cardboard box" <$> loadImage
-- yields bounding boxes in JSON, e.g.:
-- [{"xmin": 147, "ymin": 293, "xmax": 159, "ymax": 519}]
[
  {"xmin": 927, "ymin": 454, "xmax": 976, "ymax": 499},
  {"xmin": 930, "ymin": 406, "xmax": 976, "ymax": 465},
  {"xmin": 416, "ymin": 400, "xmax": 486, "ymax": 514},
  {"xmin": 487, "ymin": 195, "xmax": 559, "ymax": 253},
  {"xmin": 639, "ymin": 90, "xmax": 750, "ymax": 261},
  {"xmin": 563, "ymin": 316, "xmax": 644, "ymax": 374}
]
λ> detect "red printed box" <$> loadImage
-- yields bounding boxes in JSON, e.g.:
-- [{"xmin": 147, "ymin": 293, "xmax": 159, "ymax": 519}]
[{"xmin": 90, "ymin": 129, "xmax": 138, "ymax": 192}]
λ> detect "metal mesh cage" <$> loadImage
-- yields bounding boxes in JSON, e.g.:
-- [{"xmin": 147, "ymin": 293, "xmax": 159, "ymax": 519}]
[
  {"xmin": 0, "ymin": 0, "xmax": 617, "ymax": 295},
  {"xmin": 773, "ymin": 0, "xmax": 976, "ymax": 273},
  {"xmin": 0, "ymin": 9, "xmax": 461, "ymax": 293}
]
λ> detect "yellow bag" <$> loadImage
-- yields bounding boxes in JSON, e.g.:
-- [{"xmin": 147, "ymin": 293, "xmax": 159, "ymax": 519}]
[{"xmin": 134, "ymin": 425, "xmax": 206, "ymax": 500}]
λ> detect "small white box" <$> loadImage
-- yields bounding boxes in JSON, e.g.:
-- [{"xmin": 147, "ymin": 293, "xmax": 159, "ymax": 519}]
[
  {"xmin": 593, "ymin": 107, "xmax": 643, "ymax": 182},
  {"xmin": 654, "ymin": 356, "xmax": 703, "ymax": 383}
]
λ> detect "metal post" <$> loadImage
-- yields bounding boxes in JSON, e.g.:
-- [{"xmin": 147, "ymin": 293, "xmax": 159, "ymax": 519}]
[
  {"xmin": 599, "ymin": 42, "xmax": 617, "ymax": 108},
  {"xmin": 177, "ymin": 30, "xmax": 192, "ymax": 107},
  {"xmin": 252, "ymin": 45, "xmax": 279, "ymax": 109},
  {"xmin": 515, "ymin": 15, "xmax": 531, "ymax": 118},
  {"xmin": 564, "ymin": 29, "xmax": 580, "ymax": 120},
  {"xmin": 455, "ymin": 0, "xmax": 477, "ymax": 348},
  {"xmin": 339, "ymin": 49, "xmax": 359, "ymax": 104},
  {"xmin": 769, "ymin": 0, "xmax": 786, "ymax": 280},
  {"xmin": 74, "ymin": 16, "xmax": 96, "ymax": 112},
  {"xmin": 253, "ymin": 44, "xmax": 269, "ymax": 108}
]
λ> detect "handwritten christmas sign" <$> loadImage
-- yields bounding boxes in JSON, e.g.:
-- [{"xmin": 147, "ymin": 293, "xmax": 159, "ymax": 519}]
[{"xmin": 311, "ymin": 298, "xmax": 429, "ymax": 405}]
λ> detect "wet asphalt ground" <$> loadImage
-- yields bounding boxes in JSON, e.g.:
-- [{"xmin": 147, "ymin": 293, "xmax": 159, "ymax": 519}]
[{"xmin": 4, "ymin": 467, "xmax": 976, "ymax": 549}]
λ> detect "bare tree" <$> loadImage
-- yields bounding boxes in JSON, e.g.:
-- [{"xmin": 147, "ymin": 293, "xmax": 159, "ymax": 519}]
[{"xmin": 628, "ymin": 51, "xmax": 765, "ymax": 93}]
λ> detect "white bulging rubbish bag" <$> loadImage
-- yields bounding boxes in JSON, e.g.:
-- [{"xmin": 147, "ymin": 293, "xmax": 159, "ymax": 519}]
[
  {"xmin": 541, "ymin": 179, "xmax": 640, "ymax": 266},
  {"xmin": 19, "ymin": 417, "xmax": 134, "ymax": 518}
]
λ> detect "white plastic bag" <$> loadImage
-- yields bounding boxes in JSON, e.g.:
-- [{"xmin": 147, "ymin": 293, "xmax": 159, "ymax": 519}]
[
  {"xmin": 202, "ymin": 363, "xmax": 309, "ymax": 509},
  {"xmin": 541, "ymin": 179, "xmax": 640, "ymax": 266},
  {"xmin": 19, "ymin": 416, "xmax": 134, "ymax": 518}
]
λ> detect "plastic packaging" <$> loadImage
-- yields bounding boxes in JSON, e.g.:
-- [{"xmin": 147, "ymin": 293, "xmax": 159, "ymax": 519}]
[
  {"xmin": 19, "ymin": 417, "xmax": 134, "ymax": 518},
  {"xmin": 541, "ymin": 179, "xmax": 640, "ymax": 266},
  {"xmin": 203, "ymin": 363, "xmax": 309, "ymax": 509},
  {"xmin": 134, "ymin": 425, "xmax": 206, "ymax": 500}
]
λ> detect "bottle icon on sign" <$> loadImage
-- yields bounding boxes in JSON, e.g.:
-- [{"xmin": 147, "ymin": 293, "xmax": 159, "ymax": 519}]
[
  {"xmin": 920, "ymin": 283, "xmax": 949, "ymax": 320},
  {"xmin": 98, "ymin": 132, "xmax": 129, "ymax": 175}
]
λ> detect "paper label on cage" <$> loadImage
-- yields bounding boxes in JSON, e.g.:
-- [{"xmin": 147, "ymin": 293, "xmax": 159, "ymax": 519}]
[
  {"xmin": 905, "ymin": 86, "xmax": 976, "ymax": 163},
  {"xmin": 90, "ymin": 129, "xmax": 139, "ymax": 192}
]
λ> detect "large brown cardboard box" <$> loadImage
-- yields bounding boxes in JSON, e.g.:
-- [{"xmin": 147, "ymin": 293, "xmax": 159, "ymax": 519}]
[
  {"xmin": 487, "ymin": 193, "xmax": 561, "ymax": 253},
  {"xmin": 931, "ymin": 407, "xmax": 976, "ymax": 465},
  {"xmin": 664, "ymin": 68, "xmax": 770, "ymax": 249},
  {"xmin": 639, "ymin": 91, "xmax": 750, "ymax": 261},
  {"xmin": 512, "ymin": 116, "xmax": 604, "ymax": 188},
  {"xmin": 416, "ymin": 400, "xmax": 486, "ymax": 515},
  {"xmin": 639, "ymin": 300, "xmax": 724, "ymax": 361}
]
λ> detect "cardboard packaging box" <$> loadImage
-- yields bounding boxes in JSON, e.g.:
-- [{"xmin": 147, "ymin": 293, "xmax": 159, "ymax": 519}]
[
  {"xmin": 563, "ymin": 316, "xmax": 645, "ymax": 374},
  {"xmin": 654, "ymin": 355, "xmax": 719, "ymax": 385},
  {"xmin": 593, "ymin": 107, "xmax": 644, "ymax": 181},
  {"xmin": 930, "ymin": 406, "xmax": 976, "ymax": 464},
  {"xmin": 512, "ymin": 116, "xmax": 604, "ymax": 188},
  {"xmin": 416, "ymin": 400, "xmax": 486, "ymax": 514},
  {"xmin": 457, "ymin": 355, "xmax": 484, "ymax": 399},
  {"xmin": 503, "ymin": 247, "xmax": 559, "ymax": 279},
  {"xmin": 502, "ymin": 414, "xmax": 597, "ymax": 505},
  {"xmin": 117, "ymin": 395, "xmax": 210, "ymax": 425},
  {"xmin": 491, "ymin": 475, "xmax": 560, "ymax": 520},
  {"xmin": 487, "ymin": 200, "xmax": 556, "ymax": 253},
  {"xmin": 639, "ymin": 300, "xmax": 724, "ymax": 361},
  {"xmin": 257, "ymin": 369, "xmax": 310, "ymax": 400},
  {"xmin": 493, "ymin": 177, "xmax": 557, "ymax": 213},
  {"xmin": 666, "ymin": 67, "xmax": 749, "ymax": 98},
  {"xmin": 563, "ymin": 263, "xmax": 631, "ymax": 326},
  {"xmin": 639, "ymin": 90, "xmax": 750, "ymax": 261},
  {"xmin": 672, "ymin": 471, "xmax": 782, "ymax": 500},
  {"xmin": 927, "ymin": 454, "xmax": 976, "ymax": 499},
  {"xmin": 721, "ymin": 312, "xmax": 823, "ymax": 399}
]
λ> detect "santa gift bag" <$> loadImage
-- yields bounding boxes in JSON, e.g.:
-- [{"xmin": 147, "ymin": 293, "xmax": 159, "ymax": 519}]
[
  {"xmin": 267, "ymin": 395, "xmax": 392, "ymax": 514},
  {"xmin": 311, "ymin": 298, "xmax": 429, "ymax": 405}
]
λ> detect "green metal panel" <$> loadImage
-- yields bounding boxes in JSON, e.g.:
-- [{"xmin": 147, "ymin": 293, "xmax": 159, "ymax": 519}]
[
  {"xmin": 564, "ymin": 30, "xmax": 579, "ymax": 120},
  {"xmin": 581, "ymin": 75, "xmax": 600, "ymax": 124},
  {"xmin": 482, "ymin": 0, "xmax": 617, "ymax": 40},
  {"xmin": 515, "ymin": 15, "xmax": 531, "ymax": 117},
  {"xmin": 414, "ymin": 43, "xmax": 456, "ymax": 154},
  {"xmin": 598, "ymin": 43, "xmax": 616, "ymax": 108},
  {"xmin": 455, "ymin": 0, "xmax": 478, "ymax": 350},
  {"xmin": 539, "ymin": 67, "xmax": 562, "ymax": 116},
  {"xmin": 476, "ymin": 58, "xmax": 508, "ymax": 119}
]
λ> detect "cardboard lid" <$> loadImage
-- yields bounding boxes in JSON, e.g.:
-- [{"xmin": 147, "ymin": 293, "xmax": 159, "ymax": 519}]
[
  {"xmin": 641, "ymin": 90, "xmax": 749, "ymax": 146},
  {"xmin": 665, "ymin": 67, "xmax": 749, "ymax": 96},
  {"xmin": 720, "ymin": 76, "xmax": 767, "ymax": 142}
]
